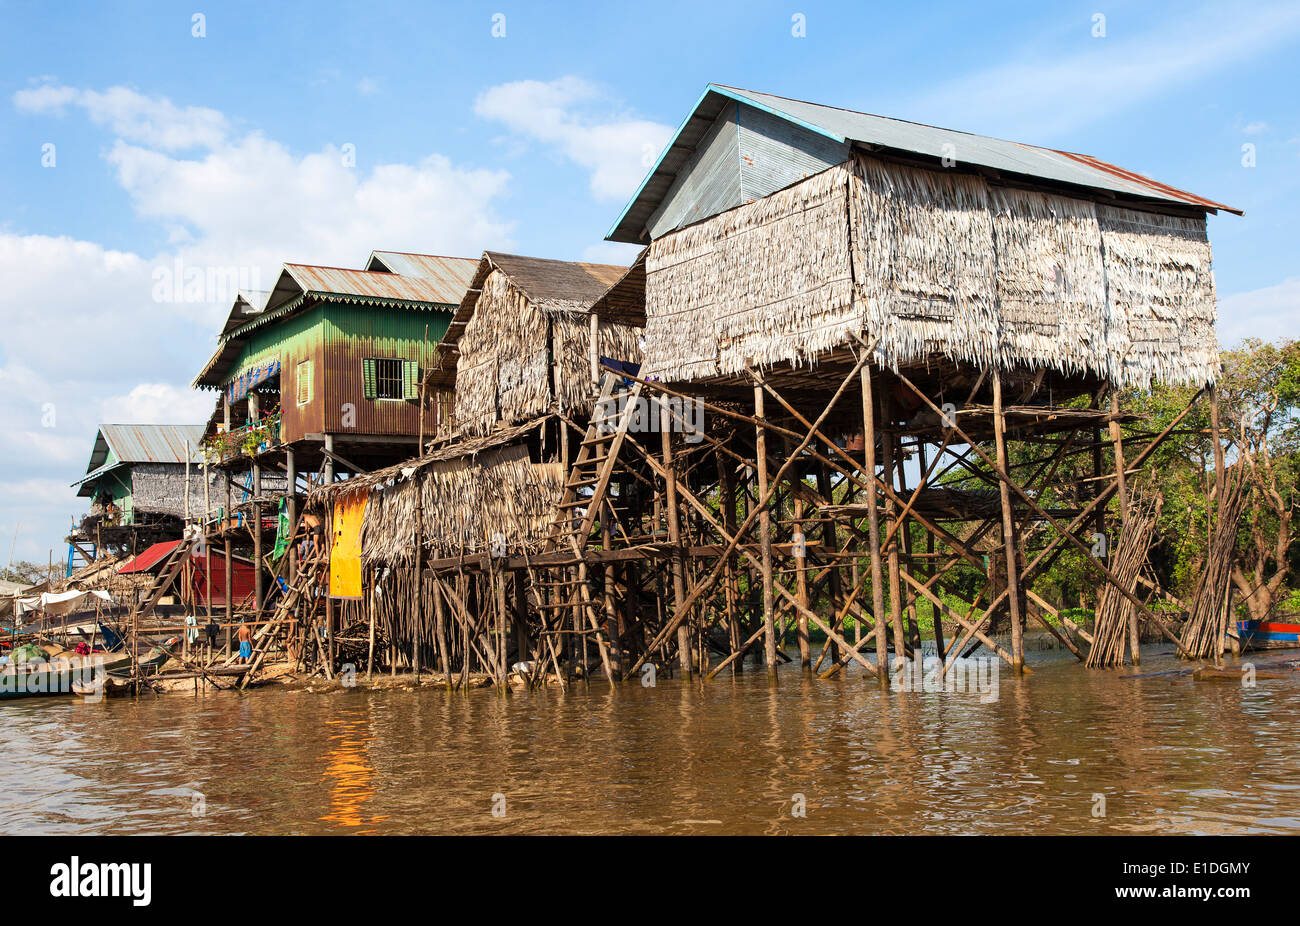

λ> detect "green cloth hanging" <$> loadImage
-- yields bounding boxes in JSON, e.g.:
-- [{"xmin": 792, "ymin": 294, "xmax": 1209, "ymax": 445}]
[{"xmin": 272, "ymin": 496, "xmax": 292, "ymax": 559}]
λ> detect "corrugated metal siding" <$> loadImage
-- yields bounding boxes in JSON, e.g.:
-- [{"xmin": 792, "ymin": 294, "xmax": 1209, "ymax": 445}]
[
  {"xmin": 738, "ymin": 102, "xmax": 849, "ymax": 202},
  {"xmin": 321, "ymin": 302, "xmax": 451, "ymax": 435},
  {"xmin": 648, "ymin": 102, "xmax": 744, "ymax": 239},
  {"xmin": 226, "ymin": 306, "xmax": 324, "ymax": 444}
]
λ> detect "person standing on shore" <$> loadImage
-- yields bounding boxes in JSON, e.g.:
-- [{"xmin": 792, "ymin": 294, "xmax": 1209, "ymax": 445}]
[{"xmin": 237, "ymin": 619, "xmax": 253, "ymax": 663}]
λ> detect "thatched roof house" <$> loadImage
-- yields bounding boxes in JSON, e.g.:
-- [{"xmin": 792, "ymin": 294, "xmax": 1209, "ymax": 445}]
[
  {"xmin": 605, "ymin": 85, "xmax": 1239, "ymax": 391},
  {"xmin": 429, "ymin": 252, "xmax": 642, "ymax": 435}
]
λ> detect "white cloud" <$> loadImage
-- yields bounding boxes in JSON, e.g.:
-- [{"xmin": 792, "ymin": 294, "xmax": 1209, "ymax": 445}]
[
  {"xmin": 14, "ymin": 82, "xmax": 229, "ymax": 151},
  {"xmin": 1243, "ymin": 121, "xmax": 1270, "ymax": 135},
  {"xmin": 1218, "ymin": 277, "xmax": 1300, "ymax": 346},
  {"xmin": 99, "ymin": 383, "xmax": 216, "ymax": 425},
  {"xmin": 3, "ymin": 83, "xmax": 518, "ymax": 560},
  {"xmin": 357, "ymin": 77, "xmax": 380, "ymax": 96},
  {"xmin": 475, "ymin": 76, "xmax": 672, "ymax": 201},
  {"xmin": 906, "ymin": 4, "xmax": 1300, "ymax": 140},
  {"xmin": 580, "ymin": 241, "xmax": 642, "ymax": 266},
  {"xmin": 107, "ymin": 136, "xmax": 513, "ymax": 277}
]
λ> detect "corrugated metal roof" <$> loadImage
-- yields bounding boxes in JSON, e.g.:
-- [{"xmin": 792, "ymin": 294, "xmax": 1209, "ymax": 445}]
[
  {"xmin": 365, "ymin": 251, "xmax": 479, "ymax": 304},
  {"xmin": 219, "ymin": 289, "xmax": 271, "ymax": 337},
  {"xmin": 282, "ymin": 263, "xmax": 460, "ymax": 305},
  {"xmin": 608, "ymin": 83, "xmax": 1241, "ymax": 243},
  {"xmin": 94, "ymin": 424, "xmax": 206, "ymax": 467},
  {"xmin": 75, "ymin": 424, "xmax": 206, "ymax": 491}
]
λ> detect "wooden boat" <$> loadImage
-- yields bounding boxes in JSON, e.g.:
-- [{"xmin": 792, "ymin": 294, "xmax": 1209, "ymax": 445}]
[
  {"xmin": 1236, "ymin": 619, "xmax": 1300, "ymax": 650},
  {"xmin": 109, "ymin": 636, "xmax": 181, "ymax": 677},
  {"xmin": 0, "ymin": 650, "xmax": 133, "ymax": 700}
]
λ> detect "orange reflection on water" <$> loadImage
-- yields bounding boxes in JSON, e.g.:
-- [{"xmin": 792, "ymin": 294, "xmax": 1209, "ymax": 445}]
[{"xmin": 318, "ymin": 715, "xmax": 388, "ymax": 832}]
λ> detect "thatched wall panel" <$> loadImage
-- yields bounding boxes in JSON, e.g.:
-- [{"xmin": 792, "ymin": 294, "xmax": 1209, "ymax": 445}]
[
  {"xmin": 552, "ymin": 315, "xmax": 644, "ymax": 416},
  {"xmin": 644, "ymin": 165, "xmax": 856, "ymax": 381},
  {"xmin": 358, "ymin": 441, "xmax": 564, "ymax": 567},
  {"xmin": 455, "ymin": 271, "xmax": 549, "ymax": 433},
  {"xmin": 1098, "ymin": 205, "xmax": 1218, "ymax": 389},
  {"xmin": 989, "ymin": 187, "xmax": 1108, "ymax": 377},
  {"xmin": 850, "ymin": 154, "xmax": 1000, "ymax": 370}
]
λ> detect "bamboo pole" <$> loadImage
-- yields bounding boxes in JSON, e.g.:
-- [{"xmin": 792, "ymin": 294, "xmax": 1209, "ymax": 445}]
[
  {"xmin": 880, "ymin": 397, "xmax": 907, "ymax": 668},
  {"xmin": 661, "ymin": 396, "xmax": 692, "ymax": 678},
  {"xmin": 1109, "ymin": 391, "xmax": 1139, "ymax": 665}
]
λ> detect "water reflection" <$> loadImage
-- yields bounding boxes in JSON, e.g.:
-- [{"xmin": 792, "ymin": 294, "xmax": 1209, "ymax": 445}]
[
  {"xmin": 0, "ymin": 646, "xmax": 1296, "ymax": 835},
  {"xmin": 319, "ymin": 710, "xmax": 385, "ymax": 831}
]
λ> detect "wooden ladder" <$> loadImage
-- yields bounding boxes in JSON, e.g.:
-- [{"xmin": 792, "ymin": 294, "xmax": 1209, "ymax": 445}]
[
  {"xmin": 544, "ymin": 372, "xmax": 642, "ymax": 556},
  {"xmin": 133, "ymin": 534, "xmax": 196, "ymax": 622},
  {"xmin": 533, "ymin": 371, "xmax": 642, "ymax": 683}
]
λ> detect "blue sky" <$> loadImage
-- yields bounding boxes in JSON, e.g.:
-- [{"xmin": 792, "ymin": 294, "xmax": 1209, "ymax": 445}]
[{"xmin": 0, "ymin": 0, "xmax": 1297, "ymax": 562}]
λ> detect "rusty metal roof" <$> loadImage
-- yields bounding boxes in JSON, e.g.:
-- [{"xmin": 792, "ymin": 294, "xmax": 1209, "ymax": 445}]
[
  {"xmin": 280, "ymin": 263, "xmax": 461, "ymax": 305},
  {"xmin": 365, "ymin": 251, "xmax": 479, "ymax": 303},
  {"xmin": 609, "ymin": 83, "xmax": 1241, "ymax": 242}
]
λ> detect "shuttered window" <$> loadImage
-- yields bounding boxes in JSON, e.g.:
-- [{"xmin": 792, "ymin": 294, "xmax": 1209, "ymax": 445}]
[
  {"xmin": 296, "ymin": 360, "xmax": 312, "ymax": 405},
  {"xmin": 403, "ymin": 360, "xmax": 419, "ymax": 400},
  {"xmin": 363, "ymin": 358, "xmax": 419, "ymax": 400},
  {"xmin": 362, "ymin": 358, "xmax": 377, "ymax": 399}
]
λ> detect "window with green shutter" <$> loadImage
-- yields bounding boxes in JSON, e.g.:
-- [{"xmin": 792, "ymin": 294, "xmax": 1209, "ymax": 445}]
[
  {"xmin": 365, "ymin": 358, "xmax": 408, "ymax": 400},
  {"xmin": 362, "ymin": 358, "xmax": 377, "ymax": 399},
  {"xmin": 403, "ymin": 360, "xmax": 419, "ymax": 400}
]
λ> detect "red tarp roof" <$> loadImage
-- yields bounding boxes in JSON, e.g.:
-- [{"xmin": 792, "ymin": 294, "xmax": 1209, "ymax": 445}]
[{"xmin": 118, "ymin": 540, "xmax": 182, "ymax": 574}]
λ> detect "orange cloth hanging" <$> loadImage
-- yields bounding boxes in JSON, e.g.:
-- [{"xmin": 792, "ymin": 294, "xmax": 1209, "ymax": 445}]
[{"xmin": 329, "ymin": 491, "xmax": 368, "ymax": 599}]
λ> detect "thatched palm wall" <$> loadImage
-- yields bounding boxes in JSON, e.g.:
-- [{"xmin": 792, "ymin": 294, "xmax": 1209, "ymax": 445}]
[
  {"xmin": 454, "ymin": 270, "xmax": 644, "ymax": 435},
  {"xmin": 326, "ymin": 426, "xmax": 565, "ymax": 568},
  {"xmin": 642, "ymin": 152, "xmax": 1219, "ymax": 389}
]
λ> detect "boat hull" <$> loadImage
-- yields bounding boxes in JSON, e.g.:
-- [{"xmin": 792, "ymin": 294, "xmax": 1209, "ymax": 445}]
[
  {"xmin": 0, "ymin": 653, "xmax": 133, "ymax": 700},
  {"xmin": 1237, "ymin": 619, "xmax": 1300, "ymax": 650}
]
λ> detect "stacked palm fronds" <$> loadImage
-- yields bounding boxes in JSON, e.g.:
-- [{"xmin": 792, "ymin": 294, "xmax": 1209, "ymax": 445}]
[
  {"xmin": 307, "ymin": 419, "xmax": 566, "ymax": 567},
  {"xmin": 1179, "ymin": 466, "xmax": 1248, "ymax": 659},
  {"xmin": 454, "ymin": 259, "xmax": 641, "ymax": 432},
  {"xmin": 455, "ymin": 269, "xmax": 548, "ymax": 433},
  {"xmin": 552, "ymin": 312, "xmax": 642, "ymax": 415},
  {"xmin": 850, "ymin": 154, "xmax": 999, "ymax": 373},
  {"xmin": 1086, "ymin": 491, "xmax": 1161, "ymax": 667},
  {"xmin": 989, "ymin": 187, "xmax": 1108, "ymax": 379}
]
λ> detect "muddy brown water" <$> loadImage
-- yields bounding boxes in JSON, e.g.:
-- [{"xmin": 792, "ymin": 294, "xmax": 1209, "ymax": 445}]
[{"xmin": 1, "ymin": 644, "xmax": 1296, "ymax": 835}]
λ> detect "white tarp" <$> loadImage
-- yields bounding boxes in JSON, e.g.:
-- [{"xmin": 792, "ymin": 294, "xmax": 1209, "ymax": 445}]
[{"xmin": 13, "ymin": 589, "xmax": 115, "ymax": 620}]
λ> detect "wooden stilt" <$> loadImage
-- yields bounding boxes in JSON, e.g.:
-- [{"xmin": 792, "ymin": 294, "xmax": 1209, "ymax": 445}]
[
  {"xmin": 880, "ymin": 397, "xmax": 907, "ymax": 669},
  {"xmin": 992, "ymin": 372, "xmax": 1026, "ymax": 672},
  {"xmin": 861, "ymin": 363, "xmax": 889, "ymax": 682},
  {"xmin": 661, "ymin": 397, "xmax": 692, "ymax": 678},
  {"xmin": 753, "ymin": 377, "xmax": 777, "ymax": 673},
  {"xmin": 1109, "ymin": 390, "xmax": 1139, "ymax": 665}
]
